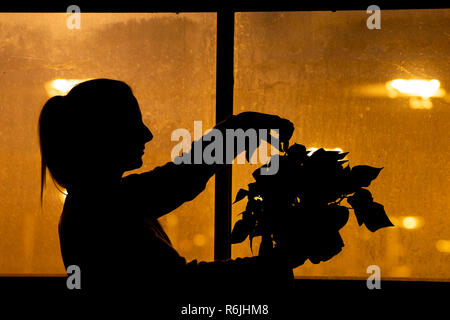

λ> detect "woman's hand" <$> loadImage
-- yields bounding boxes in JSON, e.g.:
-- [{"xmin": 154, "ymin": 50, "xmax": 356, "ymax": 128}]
[
  {"xmin": 214, "ymin": 112, "xmax": 294, "ymax": 160},
  {"xmin": 231, "ymin": 112, "xmax": 294, "ymax": 148}
]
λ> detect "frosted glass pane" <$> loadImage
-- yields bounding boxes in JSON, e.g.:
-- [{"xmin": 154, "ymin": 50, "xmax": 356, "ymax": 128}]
[
  {"xmin": 0, "ymin": 13, "xmax": 216, "ymax": 274},
  {"xmin": 232, "ymin": 10, "xmax": 450, "ymax": 281}
]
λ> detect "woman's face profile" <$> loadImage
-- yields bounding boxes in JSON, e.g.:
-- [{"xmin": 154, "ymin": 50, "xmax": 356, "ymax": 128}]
[{"xmin": 112, "ymin": 93, "xmax": 153, "ymax": 172}]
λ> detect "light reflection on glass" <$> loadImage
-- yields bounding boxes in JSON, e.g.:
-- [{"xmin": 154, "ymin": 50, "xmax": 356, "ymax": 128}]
[
  {"xmin": 385, "ymin": 79, "xmax": 446, "ymax": 110},
  {"xmin": 436, "ymin": 240, "xmax": 450, "ymax": 253},
  {"xmin": 401, "ymin": 216, "xmax": 424, "ymax": 230},
  {"xmin": 409, "ymin": 97, "xmax": 433, "ymax": 110},
  {"xmin": 45, "ymin": 79, "xmax": 91, "ymax": 96},
  {"xmin": 193, "ymin": 234, "xmax": 207, "ymax": 247},
  {"xmin": 307, "ymin": 147, "xmax": 344, "ymax": 156},
  {"xmin": 166, "ymin": 215, "xmax": 179, "ymax": 228},
  {"xmin": 388, "ymin": 79, "xmax": 441, "ymax": 99},
  {"xmin": 59, "ymin": 189, "xmax": 68, "ymax": 203},
  {"xmin": 391, "ymin": 265, "xmax": 412, "ymax": 277}
]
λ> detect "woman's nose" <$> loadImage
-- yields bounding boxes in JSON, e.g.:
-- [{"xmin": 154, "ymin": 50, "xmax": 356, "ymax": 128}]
[{"xmin": 143, "ymin": 125, "xmax": 153, "ymax": 143}]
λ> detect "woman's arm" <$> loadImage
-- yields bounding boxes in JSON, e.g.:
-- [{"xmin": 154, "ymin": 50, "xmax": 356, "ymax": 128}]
[
  {"xmin": 121, "ymin": 159, "xmax": 217, "ymax": 220},
  {"xmin": 120, "ymin": 112, "xmax": 294, "ymax": 219}
]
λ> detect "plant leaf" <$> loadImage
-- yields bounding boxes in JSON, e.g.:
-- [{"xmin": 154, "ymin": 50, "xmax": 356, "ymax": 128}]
[
  {"xmin": 237, "ymin": 210, "xmax": 246, "ymax": 217},
  {"xmin": 363, "ymin": 202, "xmax": 394, "ymax": 232},
  {"xmin": 258, "ymin": 235, "xmax": 273, "ymax": 256},
  {"xmin": 329, "ymin": 205, "xmax": 349, "ymax": 230},
  {"xmin": 309, "ymin": 148, "xmax": 326, "ymax": 160},
  {"xmin": 347, "ymin": 189, "xmax": 374, "ymax": 226},
  {"xmin": 336, "ymin": 152, "xmax": 349, "ymax": 160},
  {"xmin": 231, "ymin": 219, "xmax": 250, "ymax": 244},
  {"xmin": 248, "ymin": 182, "xmax": 257, "ymax": 194},
  {"xmin": 287, "ymin": 143, "xmax": 307, "ymax": 160},
  {"xmin": 309, "ymin": 231, "xmax": 344, "ymax": 264},
  {"xmin": 348, "ymin": 188, "xmax": 373, "ymax": 207},
  {"xmin": 352, "ymin": 206, "xmax": 366, "ymax": 226},
  {"xmin": 350, "ymin": 165, "xmax": 383, "ymax": 188},
  {"xmin": 343, "ymin": 165, "xmax": 351, "ymax": 175},
  {"xmin": 233, "ymin": 188, "xmax": 248, "ymax": 204}
]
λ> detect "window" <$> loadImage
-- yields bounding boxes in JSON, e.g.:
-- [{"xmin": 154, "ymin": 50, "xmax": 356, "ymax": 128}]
[
  {"xmin": 231, "ymin": 10, "xmax": 450, "ymax": 281},
  {"xmin": 1, "ymin": 9, "xmax": 448, "ymax": 282},
  {"xmin": 0, "ymin": 13, "xmax": 216, "ymax": 274}
]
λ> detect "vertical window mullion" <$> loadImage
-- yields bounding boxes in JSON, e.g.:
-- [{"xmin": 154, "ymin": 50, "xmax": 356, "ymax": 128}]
[{"xmin": 214, "ymin": 9, "xmax": 235, "ymax": 261}]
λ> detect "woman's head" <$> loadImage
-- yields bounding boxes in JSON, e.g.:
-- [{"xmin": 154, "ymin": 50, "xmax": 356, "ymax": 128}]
[{"xmin": 39, "ymin": 79, "xmax": 153, "ymax": 199}]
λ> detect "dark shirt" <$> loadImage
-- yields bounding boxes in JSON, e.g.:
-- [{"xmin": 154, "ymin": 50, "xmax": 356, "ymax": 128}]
[{"xmin": 59, "ymin": 154, "xmax": 293, "ymax": 299}]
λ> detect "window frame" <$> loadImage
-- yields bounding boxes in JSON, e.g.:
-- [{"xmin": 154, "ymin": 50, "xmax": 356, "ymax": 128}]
[{"xmin": 2, "ymin": 4, "xmax": 448, "ymax": 285}]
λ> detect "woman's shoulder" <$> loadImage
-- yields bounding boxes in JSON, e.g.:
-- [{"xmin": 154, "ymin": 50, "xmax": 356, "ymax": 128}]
[{"xmin": 59, "ymin": 191, "xmax": 127, "ymax": 231}]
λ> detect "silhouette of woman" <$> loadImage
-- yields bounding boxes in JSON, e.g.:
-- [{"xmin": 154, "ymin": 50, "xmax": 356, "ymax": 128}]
[{"xmin": 38, "ymin": 79, "xmax": 303, "ymax": 297}]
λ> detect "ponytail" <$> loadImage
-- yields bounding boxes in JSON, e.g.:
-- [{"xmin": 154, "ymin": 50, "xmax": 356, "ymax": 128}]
[{"xmin": 38, "ymin": 95, "xmax": 66, "ymax": 205}]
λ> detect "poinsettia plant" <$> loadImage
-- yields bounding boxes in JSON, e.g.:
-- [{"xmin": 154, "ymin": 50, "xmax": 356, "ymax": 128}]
[{"xmin": 231, "ymin": 143, "xmax": 394, "ymax": 265}]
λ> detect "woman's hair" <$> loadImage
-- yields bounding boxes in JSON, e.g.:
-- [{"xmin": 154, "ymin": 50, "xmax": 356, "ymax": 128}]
[{"xmin": 38, "ymin": 79, "xmax": 133, "ymax": 204}]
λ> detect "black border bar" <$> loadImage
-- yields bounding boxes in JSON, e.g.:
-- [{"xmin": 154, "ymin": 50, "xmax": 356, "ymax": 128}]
[{"xmin": 0, "ymin": 2, "xmax": 449, "ymax": 12}]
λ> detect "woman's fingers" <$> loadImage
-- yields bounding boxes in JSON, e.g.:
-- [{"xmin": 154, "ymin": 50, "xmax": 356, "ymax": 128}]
[
  {"xmin": 234, "ymin": 112, "xmax": 295, "ymax": 147},
  {"xmin": 279, "ymin": 119, "xmax": 294, "ymax": 149},
  {"xmin": 234, "ymin": 112, "xmax": 291, "ymax": 130}
]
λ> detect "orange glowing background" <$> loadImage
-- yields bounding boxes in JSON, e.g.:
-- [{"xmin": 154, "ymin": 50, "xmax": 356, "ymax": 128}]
[
  {"xmin": 0, "ymin": 11, "xmax": 449, "ymax": 281},
  {"xmin": 231, "ymin": 10, "xmax": 450, "ymax": 280}
]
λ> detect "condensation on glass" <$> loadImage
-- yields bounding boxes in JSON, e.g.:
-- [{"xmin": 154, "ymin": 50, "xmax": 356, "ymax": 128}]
[
  {"xmin": 0, "ymin": 13, "xmax": 216, "ymax": 274},
  {"xmin": 1, "ymin": 10, "xmax": 449, "ymax": 282},
  {"xmin": 232, "ymin": 10, "xmax": 450, "ymax": 281}
]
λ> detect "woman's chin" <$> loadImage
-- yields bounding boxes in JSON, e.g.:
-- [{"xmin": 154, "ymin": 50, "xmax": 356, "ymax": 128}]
[
  {"xmin": 124, "ymin": 158, "xmax": 143, "ymax": 171},
  {"xmin": 134, "ymin": 158, "xmax": 143, "ymax": 169}
]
